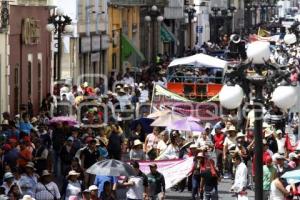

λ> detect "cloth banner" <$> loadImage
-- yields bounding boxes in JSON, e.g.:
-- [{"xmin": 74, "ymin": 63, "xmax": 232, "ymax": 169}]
[
  {"xmin": 137, "ymin": 157, "xmax": 194, "ymax": 189},
  {"xmin": 154, "ymin": 84, "xmax": 194, "ymax": 102}
]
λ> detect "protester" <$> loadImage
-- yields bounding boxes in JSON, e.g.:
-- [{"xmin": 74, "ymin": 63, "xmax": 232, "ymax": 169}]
[
  {"xmin": 147, "ymin": 163, "xmax": 165, "ymax": 200},
  {"xmin": 34, "ymin": 170, "xmax": 60, "ymax": 200}
]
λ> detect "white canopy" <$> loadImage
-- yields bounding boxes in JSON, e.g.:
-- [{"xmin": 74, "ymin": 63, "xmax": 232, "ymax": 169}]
[{"xmin": 168, "ymin": 53, "xmax": 227, "ymax": 69}]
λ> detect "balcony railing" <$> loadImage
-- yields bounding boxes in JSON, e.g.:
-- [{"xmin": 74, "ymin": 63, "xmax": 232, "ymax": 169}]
[
  {"xmin": 110, "ymin": 0, "xmax": 168, "ymax": 6},
  {"xmin": 16, "ymin": 0, "xmax": 55, "ymax": 6}
]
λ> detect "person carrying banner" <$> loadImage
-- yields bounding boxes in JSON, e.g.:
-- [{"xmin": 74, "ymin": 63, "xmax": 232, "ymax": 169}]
[
  {"xmin": 147, "ymin": 163, "xmax": 165, "ymax": 200},
  {"xmin": 198, "ymin": 151, "xmax": 219, "ymax": 200}
]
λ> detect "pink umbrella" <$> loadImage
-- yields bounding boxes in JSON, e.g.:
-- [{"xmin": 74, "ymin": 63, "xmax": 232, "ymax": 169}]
[
  {"xmin": 167, "ymin": 117, "xmax": 204, "ymax": 132},
  {"xmin": 49, "ymin": 116, "xmax": 79, "ymax": 126}
]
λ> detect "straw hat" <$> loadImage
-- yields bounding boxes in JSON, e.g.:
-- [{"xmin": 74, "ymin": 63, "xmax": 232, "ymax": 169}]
[
  {"xmin": 236, "ymin": 132, "xmax": 245, "ymax": 139},
  {"xmin": 31, "ymin": 117, "xmax": 38, "ymax": 124},
  {"xmin": 226, "ymin": 126, "xmax": 237, "ymax": 132},
  {"xmin": 133, "ymin": 139, "xmax": 143, "ymax": 147},
  {"xmin": 3, "ymin": 172, "xmax": 14, "ymax": 180},
  {"xmin": 264, "ymin": 128, "xmax": 273, "ymax": 138},
  {"xmin": 41, "ymin": 170, "xmax": 51, "ymax": 177},
  {"xmin": 67, "ymin": 170, "xmax": 80, "ymax": 177},
  {"xmin": 22, "ymin": 195, "xmax": 35, "ymax": 200},
  {"xmin": 25, "ymin": 162, "xmax": 36, "ymax": 170}
]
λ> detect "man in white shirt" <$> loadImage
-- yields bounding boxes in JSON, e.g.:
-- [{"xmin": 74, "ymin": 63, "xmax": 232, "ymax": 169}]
[
  {"xmin": 138, "ymin": 83, "xmax": 149, "ymax": 103},
  {"xmin": 231, "ymin": 154, "xmax": 248, "ymax": 193}
]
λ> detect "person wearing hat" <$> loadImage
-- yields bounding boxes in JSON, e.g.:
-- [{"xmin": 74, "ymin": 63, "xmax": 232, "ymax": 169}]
[
  {"xmin": 60, "ymin": 136, "xmax": 77, "ymax": 176},
  {"xmin": 230, "ymin": 154, "xmax": 248, "ymax": 197},
  {"xmin": 64, "ymin": 170, "xmax": 81, "ymax": 200},
  {"xmin": 263, "ymin": 155, "xmax": 277, "ymax": 200},
  {"xmin": 88, "ymin": 185, "xmax": 99, "ymax": 200},
  {"xmin": 288, "ymin": 152, "xmax": 299, "ymax": 169},
  {"xmin": 35, "ymin": 170, "xmax": 60, "ymax": 200},
  {"xmin": 81, "ymin": 138, "xmax": 100, "ymax": 187},
  {"xmin": 129, "ymin": 139, "xmax": 145, "ymax": 161},
  {"xmin": 82, "ymin": 189, "xmax": 91, "ymax": 200},
  {"xmin": 96, "ymin": 137, "xmax": 109, "ymax": 160},
  {"xmin": 273, "ymin": 153, "xmax": 289, "ymax": 177},
  {"xmin": 223, "ymin": 126, "xmax": 237, "ymax": 179},
  {"xmin": 264, "ymin": 128, "xmax": 278, "ymax": 154},
  {"xmin": 147, "ymin": 163, "xmax": 165, "ymax": 200},
  {"xmin": 32, "ymin": 138, "xmax": 49, "ymax": 175},
  {"xmin": 235, "ymin": 132, "xmax": 250, "ymax": 164},
  {"xmin": 274, "ymin": 130, "xmax": 287, "ymax": 156},
  {"xmin": 1, "ymin": 172, "xmax": 21, "ymax": 195},
  {"xmin": 138, "ymin": 83, "xmax": 149, "ymax": 103},
  {"xmin": 19, "ymin": 162, "xmax": 38, "ymax": 197},
  {"xmin": 116, "ymin": 88, "xmax": 131, "ymax": 111}
]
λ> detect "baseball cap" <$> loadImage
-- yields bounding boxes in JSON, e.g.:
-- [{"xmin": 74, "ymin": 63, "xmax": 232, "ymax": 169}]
[{"xmin": 149, "ymin": 163, "xmax": 157, "ymax": 168}]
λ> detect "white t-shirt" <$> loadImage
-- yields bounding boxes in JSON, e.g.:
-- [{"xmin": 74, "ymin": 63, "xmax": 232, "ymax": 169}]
[
  {"xmin": 224, "ymin": 136, "xmax": 237, "ymax": 149},
  {"xmin": 159, "ymin": 144, "xmax": 179, "ymax": 160},
  {"xmin": 126, "ymin": 176, "xmax": 144, "ymax": 199},
  {"xmin": 276, "ymin": 138, "xmax": 286, "ymax": 155},
  {"xmin": 65, "ymin": 181, "xmax": 82, "ymax": 200},
  {"xmin": 157, "ymin": 140, "xmax": 167, "ymax": 154},
  {"xmin": 270, "ymin": 180, "xmax": 285, "ymax": 200}
]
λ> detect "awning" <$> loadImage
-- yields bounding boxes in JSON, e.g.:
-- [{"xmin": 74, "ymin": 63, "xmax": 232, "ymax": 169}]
[
  {"xmin": 121, "ymin": 33, "xmax": 145, "ymax": 62},
  {"xmin": 160, "ymin": 25, "xmax": 176, "ymax": 43}
]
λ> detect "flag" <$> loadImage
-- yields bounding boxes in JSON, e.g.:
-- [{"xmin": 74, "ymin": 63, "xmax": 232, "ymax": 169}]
[{"xmin": 258, "ymin": 27, "xmax": 271, "ymax": 37}]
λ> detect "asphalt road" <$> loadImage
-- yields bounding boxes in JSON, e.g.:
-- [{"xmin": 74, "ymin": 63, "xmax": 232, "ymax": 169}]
[{"xmin": 165, "ymin": 178, "xmax": 255, "ymax": 200}]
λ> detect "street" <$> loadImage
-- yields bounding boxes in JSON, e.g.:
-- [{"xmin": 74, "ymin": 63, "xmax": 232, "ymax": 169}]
[{"xmin": 166, "ymin": 179, "xmax": 255, "ymax": 200}]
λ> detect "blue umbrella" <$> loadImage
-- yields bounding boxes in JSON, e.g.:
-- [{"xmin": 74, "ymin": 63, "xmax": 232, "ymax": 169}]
[
  {"xmin": 130, "ymin": 118, "xmax": 154, "ymax": 134},
  {"xmin": 282, "ymin": 169, "xmax": 300, "ymax": 180}
]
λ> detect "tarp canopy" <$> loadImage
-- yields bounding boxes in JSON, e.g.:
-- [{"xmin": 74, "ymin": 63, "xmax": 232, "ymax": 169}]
[{"xmin": 168, "ymin": 53, "xmax": 227, "ymax": 69}]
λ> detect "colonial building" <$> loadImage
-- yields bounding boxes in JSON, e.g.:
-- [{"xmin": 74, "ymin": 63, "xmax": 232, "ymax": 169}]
[{"xmin": 0, "ymin": 0, "xmax": 54, "ymax": 117}]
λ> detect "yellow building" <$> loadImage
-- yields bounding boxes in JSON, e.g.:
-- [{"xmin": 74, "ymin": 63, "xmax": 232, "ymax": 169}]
[{"xmin": 107, "ymin": 2, "xmax": 144, "ymax": 73}]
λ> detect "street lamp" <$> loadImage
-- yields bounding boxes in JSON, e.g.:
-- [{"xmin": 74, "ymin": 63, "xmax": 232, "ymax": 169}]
[
  {"xmin": 184, "ymin": 5, "xmax": 197, "ymax": 48},
  {"xmin": 145, "ymin": 5, "xmax": 164, "ymax": 65},
  {"xmin": 219, "ymin": 41, "xmax": 298, "ymax": 200},
  {"xmin": 227, "ymin": 6, "xmax": 236, "ymax": 34},
  {"xmin": 46, "ymin": 8, "xmax": 73, "ymax": 81}
]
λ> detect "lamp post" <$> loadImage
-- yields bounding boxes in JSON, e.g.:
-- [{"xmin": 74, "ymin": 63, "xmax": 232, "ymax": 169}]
[
  {"xmin": 46, "ymin": 8, "xmax": 73, "ymax": 81},
  {"xmin": 228, "ymin": 6, "xmax": 237, "ymax": 33},
  {"xmin": 184, "ymin": 5, "xmax": 197, "ymax": 48},
  {"xmin": 219, "ymin": 41, "xmax": 298, "ymax": 200},
  {"xmin": 211, "ymin": 6, "xmax": 220, "ymax": 44},
  {"xmin": 145, "ymin": 5, "xmax": 164, "ymax": 65}
]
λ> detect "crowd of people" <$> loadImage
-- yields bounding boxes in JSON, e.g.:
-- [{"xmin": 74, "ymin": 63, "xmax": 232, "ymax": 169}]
[{"xmin": 2, "ymin": 25, "xmax": 300, "ymax": 200}]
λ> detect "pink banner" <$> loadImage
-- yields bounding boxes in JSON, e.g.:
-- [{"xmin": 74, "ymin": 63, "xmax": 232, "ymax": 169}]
[{"xmin": 136, "ymin": 157, "xmax": 194, "ymax": 189}]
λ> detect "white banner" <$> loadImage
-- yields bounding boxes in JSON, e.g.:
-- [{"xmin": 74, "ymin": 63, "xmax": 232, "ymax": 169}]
[{"xmin": 138, "ymin": 157, "xmax": 194, "ymax": 189}]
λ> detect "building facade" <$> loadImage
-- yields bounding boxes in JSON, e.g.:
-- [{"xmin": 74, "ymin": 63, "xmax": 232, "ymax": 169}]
[{"xmin": 0, "ymin": 0, "xmax": 53, "ymax": 116}]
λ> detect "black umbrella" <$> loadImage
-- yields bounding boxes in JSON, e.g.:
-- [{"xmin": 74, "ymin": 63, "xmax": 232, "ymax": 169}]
[{"xmin": 86, "ymin": 159, "xmax": 136, "ymax": 176}]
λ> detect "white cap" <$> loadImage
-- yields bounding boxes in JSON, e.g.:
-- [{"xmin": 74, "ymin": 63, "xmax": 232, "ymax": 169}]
[
  {"xmin": 88, "ymin": 185, "xmax": 98, "ymax": 191},
  {"xmin": 289, "ymin": 152, "xmax": 298, "ymax": 160}
]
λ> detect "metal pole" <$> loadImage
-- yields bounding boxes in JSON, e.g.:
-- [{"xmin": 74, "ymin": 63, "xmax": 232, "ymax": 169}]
[
  {"xmin": 254, "ymin": 83, "xmax": 264, "ymax": 200},
  {"xmin": 57, "ymin": 22, "xmax": 62, "ymax": 81},
  {"xmin": 152, "ymin": 20, "xmax": 156, "ymax": 64},
  {"xmin": 190, "ymin": 17, "xmax": 192, "ymax": 48}
]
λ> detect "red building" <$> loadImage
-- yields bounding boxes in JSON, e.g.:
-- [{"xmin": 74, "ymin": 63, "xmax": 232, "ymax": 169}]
[{"xmin": 8, "ymin": 4, "xmax": 52, "ymax": 115}]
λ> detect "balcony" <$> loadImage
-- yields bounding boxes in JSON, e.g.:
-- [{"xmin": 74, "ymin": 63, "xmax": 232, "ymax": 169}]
[
  {"xmin": 15, "ymin": 0, "xmax": 56, "ymax": 6},
  {"xmin": 110, "ymin": 0, "xmax": 168, "ymax": 6}
]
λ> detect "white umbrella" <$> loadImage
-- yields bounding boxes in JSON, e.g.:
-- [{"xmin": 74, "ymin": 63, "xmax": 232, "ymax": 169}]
[
  {"xmin": 147, "ymin": 109, "xmax": 171, "ymax": 119},
  {"xmin": 150, "ymin": 113, "xmax": 184, "ymax": 127}
]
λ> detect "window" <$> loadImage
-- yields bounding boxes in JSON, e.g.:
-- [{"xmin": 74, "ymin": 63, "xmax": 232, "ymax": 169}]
[
  {"xmin": 28, "ymin": 61, "xmax": 32, "ymax": 96},
  {"xmin": 38, "ymin": 61, "xmax": 42, "ymax": 107},
  {"xmin": 14, "ymin": 64, "xmax": 20, "ymax": 113},
  {"xmin": 112, "ymin": 53, "xmax": 116, "ymax": 69}
]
